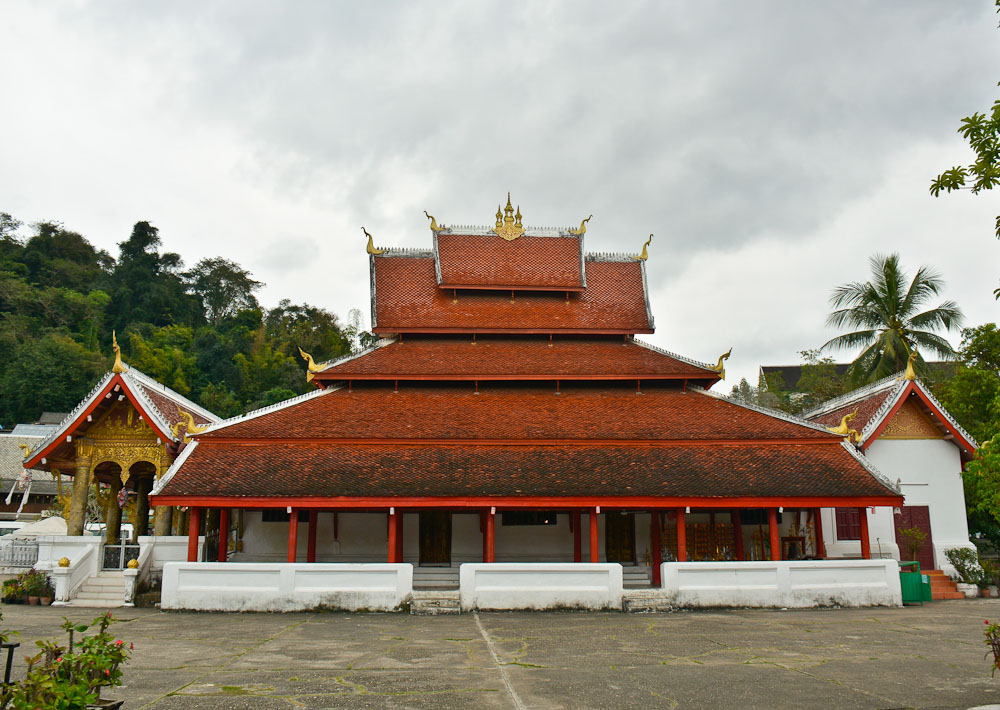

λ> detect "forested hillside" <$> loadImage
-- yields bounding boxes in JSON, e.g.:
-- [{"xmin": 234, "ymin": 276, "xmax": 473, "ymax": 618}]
[{"xmin": 0, "ymin": 212, "xmax": 366, "ymax": 426}]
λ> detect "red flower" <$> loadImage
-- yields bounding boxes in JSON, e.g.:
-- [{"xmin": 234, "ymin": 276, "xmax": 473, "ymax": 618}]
[
  {"xmin": 129, "ymin": 643, "xmax": 134, "ymax": 650},
  {"xmin": 115, "ymin": 640, "xmax": 123, "ymax": 646},
  {"xmin": 104, "ymin": 669, "xmax": 110, "ymax": 676}
]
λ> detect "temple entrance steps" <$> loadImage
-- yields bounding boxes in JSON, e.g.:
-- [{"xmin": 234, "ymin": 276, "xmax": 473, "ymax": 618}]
[
  {"xmin": 622, "ymin": 589, "xmax": 673, "ymax": 613},
  {"xmin": 413, "ymin": 565, "xmax": 459, "ymax": 590},
  {"xmin": 66, "ymin": 571, "xmax": 126, "ymax": 608},
  {"xmin": 924, "ymin": 570, "xmax": 965, "ymax": 600},
  {"xmin": 622, "ymin": 566, "xmax": 652, "ymax": 589},
  {"xmin": 410, "ymin": 590, "xmax": 461, "ymax": 615}
]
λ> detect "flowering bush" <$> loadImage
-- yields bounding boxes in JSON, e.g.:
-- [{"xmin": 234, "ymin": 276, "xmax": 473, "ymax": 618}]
[
  {"xmin": 1, "ymin": 611, "xmax": 132, "ymax": 708},
  {"xmin": 986, "ymin": 619, "xmax": 1000, "ymax": 677}
]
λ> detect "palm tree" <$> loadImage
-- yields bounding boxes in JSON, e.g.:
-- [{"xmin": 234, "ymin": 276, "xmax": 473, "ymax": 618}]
[{"xmin": 823, "ymin": 253, "xmax": 963, "ymax": 385}]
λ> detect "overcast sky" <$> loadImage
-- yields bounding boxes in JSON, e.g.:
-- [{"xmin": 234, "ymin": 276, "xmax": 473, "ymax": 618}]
[{"xmin": 2, "ymin": 2, "xmax": 998, "ymax": 387}]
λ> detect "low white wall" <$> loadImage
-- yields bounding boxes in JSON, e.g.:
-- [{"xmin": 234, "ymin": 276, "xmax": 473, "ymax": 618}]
[
  {"xmin": 660, "ymin": 560, "xmax": 902, "ymax": 608},
  {"xmin": 160, "ymin": 562, "xmax": 413, "ymax": 612},
  {"xmin": 459, "ymin": 563, "xmax": 623, "ymax": 611},
  {"xmin": 139, "ymin": 536, "xmax": 198, "ymax": 570}
]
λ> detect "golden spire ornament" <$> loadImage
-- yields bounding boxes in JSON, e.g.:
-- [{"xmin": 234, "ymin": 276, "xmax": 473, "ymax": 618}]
[
  {"xmin": 708, "ymin": 347, "xmax": 732, "ymax": 380},
  {"xmin": 903, "ymin": 349, "xmax": 918, "ymax": 381},
  {"xmin": 111, "ymin": 331, "xmax": 127, "ymax": 373},
  {"xmin": 569, "ymin": 215, "xmax": 592, "ymax": 236},
  {"xmin": 632, "ymin": 234, "xmax": 653, "ymax": 261},
  {"xmin": 424, "ymin": 211, "xmax": 445, "ymax": 232},
  {"xmin": 828, "ymin": 408, "xmax": 862, "ymax": 443},
  {"xmin": 493, "ymin": 193, "xmax": 525, "ymax": 241},
  {"xmin": 364, "ymin": 227, "xmax": 385, "ymax": 255}
]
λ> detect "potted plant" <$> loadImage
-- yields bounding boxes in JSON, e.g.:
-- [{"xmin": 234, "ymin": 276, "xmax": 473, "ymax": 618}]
[
  {"xmin": 19, "ymin": 569, "xmax": 47, "ymax": 605},
  {"xmin": 945, "ymin": 547, "xmax": 984, "ymax": 598},
  {"xmin": 39, "ymin": 576, "xmax": 54, "ymax": 606},
  {"xmin": 2, "ymin": 578, "xmax": 24, "ymax": 604},
  {"xmin": 897, "ymin": 525, "xmax": 926, "ymax": 565}
]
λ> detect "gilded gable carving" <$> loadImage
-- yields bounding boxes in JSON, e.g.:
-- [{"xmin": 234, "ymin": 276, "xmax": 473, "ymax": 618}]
[
  {"xmin": 880, "ymin": 399, "xmax": 943, "ymax": 440},
  {"xmin": 84, "ymin": 402, "xmax": 165, "ymax": 484}
]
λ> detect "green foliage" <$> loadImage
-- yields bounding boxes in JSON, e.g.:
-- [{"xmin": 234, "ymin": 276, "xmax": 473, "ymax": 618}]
[
  {"xmin": 823, "ymin": 253, "xmax": 962, "ymax": 386},
  {"xmin": 945, "ymin": 547, "xmax": 984, "ymax": 585},
  {"xmin": 0, "ymin": 211, "xmax": 358, "ymax": 426},
  {"xmin": 935, "ymin": 324, "xmax": 1000, "ymax": 444},
  {"xmin": 896, "ymin": 525, "xmax": 927, "ymax": 562}
]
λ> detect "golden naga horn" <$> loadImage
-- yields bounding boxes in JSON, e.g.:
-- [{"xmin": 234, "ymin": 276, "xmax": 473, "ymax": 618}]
[
  {"xmin": 827, "ymin": 408, "xmax": 862, "ymax": 443},
  {"xmin": 632, "ymin": 234, "xmax": 653, "ymax": 261},
  {"xmin": 708, "ymin": 347, "xmax": 732, "ymax": 379},
  {"xmin": 424, "ymin": 211, "xmax": 445, "ymax": 232},
  {"xmin": 297, "ymin": 346, "xmax": 329, "ymax": 383},
  {"xmin": 569, "ymin": 215, "xmax": 592, "ymax": 236},
  {"xmin": 364, "ymin": 227, "xmax": 385, "ymax": 255},
  {"xmin": 171, "ymin": 408, "xmax": 210, "ymax": 443}
]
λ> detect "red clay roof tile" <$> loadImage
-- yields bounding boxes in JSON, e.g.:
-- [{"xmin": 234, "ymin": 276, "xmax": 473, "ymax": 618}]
[{"xmin": 435, "ymin": 233, "xmax": 584, "ymax": 289}]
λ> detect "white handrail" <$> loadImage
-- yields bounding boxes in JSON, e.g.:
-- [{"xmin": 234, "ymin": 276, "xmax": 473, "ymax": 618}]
[{"xmin": 50, "ymin": 545, "xmax": 97, "ymax": 604}]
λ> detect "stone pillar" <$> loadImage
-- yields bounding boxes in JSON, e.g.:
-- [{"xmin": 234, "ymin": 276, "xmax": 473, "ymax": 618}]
[
  {"xmin": 174, "ymin": 508, "xmax": 188, "ymax": 537},
  {"xmin": 134, "ymin": 477, "xmax": 152, "ymax": 539},
  {"xmin": 105, "ymin": 474, "xmax": 124, "ymax": 545},
  {"xmin": 153, "ymin": 452, "xmax": 174, "ymax": 536},
  {"xmin": 67, "ymin": 442, "xmax": 94, "ymax": 536}
]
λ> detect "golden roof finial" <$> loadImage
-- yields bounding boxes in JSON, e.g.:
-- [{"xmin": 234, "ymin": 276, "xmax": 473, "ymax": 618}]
[
  {"xmin": 170, "ymin": 407, "xmax": 210, "ymax": 443},
  {"xmin": 363, "ymin": 227, "xmax": 385, "ymax": 255},
  {"xmin": 298, "ymin": 346, "xmax": 330, "ymax": 383},
  {"xmin": 18, "ymin": 442, "xmax": 33, "ymax": 461},
  {"xmin": 569, "ymin": 215, "xmax": 592, "ymax": 236},
  {"xmin": 708, "ymin": 347, "xmax": 732, "ymax": 380},
  {"xmin": 632, "ymin": 234, "xmax": 653, "ymax": 261},
  {"xmin": 111, "ymin": 330, "xmax": 127, "ymax": 373},
  {"xmin": 903, "ymin": 348, "xmax": 918, "ymax": 381},
  {"xmin": 424, "ymin": 211, "xmax": 445, "ymax": 232},
  {"xmin": 828, "ymin": 408, "xmax": 862, "ymax": 443},
  {"xmin": 493, "ymin": 193, "xmax": 526, "ymax": 241}
]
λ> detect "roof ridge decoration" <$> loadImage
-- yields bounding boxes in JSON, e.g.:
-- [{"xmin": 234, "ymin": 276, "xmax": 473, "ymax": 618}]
[
  {"xmin": 493, "ymin": 193, "xmax": 525, "ymax": 241},
  {"xmin": 364, "ymin": 227, "xmax": 386, "ymax": 255},
  {"xmin": 839, "ymin": 439, "xmax": 901, "ymax": 494},
  {"xmin": 903, "ymin": 349, "xmax": 918, "ymax": 381},
  {"xmin": 827, "ymin": 408, "xmax": 862, "ymax": 444},
  {"xmin": 799, "ymin": 372, "xmax": 904, "ymax": 420},
  {"xmin": 316, "ymin": 337, "xmax": 397, "ymax": 373},
  {"xmin": 111, "ymin": 331, "xmax": 126, "ymax": 374},
  {"xmin": 297, "ymin": 347, "xmax": 331, "ymax": 383},
  {"xmin": 151, "ymin": 439, "xmax": 197, "ymax": 496},
  {"xmin": 856, "ymin": 378, "xmax": 979, "ymax": 449},
  {"xmin": 707, "ymin": 348, "xmax": 732, "ymax": 380},
  {"xmin": 171, "ymin": 408, "xmax": 210, "ymax": 443},
  {"xmin": 569, "ymin": 215, "xmax": 591, "ymax": 236},
  {"xmin": 424, "ymin": 211, "xmax": 445, "ymax": 233},
  {"xmin": 691, "ymin": 385, "xmax": 839, "ymax": 436},
  {"xmin": 26, "ymin": 373, "xmax": 115, "ymax": 461},
  {"xmin": 632, "ymin": 234, "xmax": 653, "ymax": 261},
  {"xmin": 198, "ymin": 386, "xmax": 337, "ymax": 435},
  {"xmin": 124, "ymin": 366, "xmax": 220, "ymax": 423},
  {"xmin": 631, "ymin": 339, "xmax": 718, "ymax": 373}
]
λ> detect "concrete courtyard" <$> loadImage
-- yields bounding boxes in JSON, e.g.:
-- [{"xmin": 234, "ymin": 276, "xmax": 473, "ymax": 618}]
[{"xmin": 2, "ymin": 600, "xmax": 1000, "ymax": 709}]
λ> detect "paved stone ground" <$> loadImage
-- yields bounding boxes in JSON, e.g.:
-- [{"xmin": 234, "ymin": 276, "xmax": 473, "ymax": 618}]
[{"xmin": 2, "ymin": 600, "xmax": 1000, "ymax": 709}]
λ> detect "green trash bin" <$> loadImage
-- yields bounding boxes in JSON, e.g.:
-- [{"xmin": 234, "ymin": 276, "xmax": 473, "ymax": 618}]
[{"xmin": 899, "ymin": 561, "xmax": 926, "ymax": 605}]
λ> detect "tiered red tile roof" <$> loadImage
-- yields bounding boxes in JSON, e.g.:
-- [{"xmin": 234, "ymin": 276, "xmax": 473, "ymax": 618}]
[
  {"xmin": 153, "ymin": 204, "xmax": 901, "ymax": 507},
  {"xmin": 435, "ymin": 233, "xmax": 584, "ymax": 290},
  {"xmin": 314, "ymin": 337, "xmax": 718, "ymax": 382}
]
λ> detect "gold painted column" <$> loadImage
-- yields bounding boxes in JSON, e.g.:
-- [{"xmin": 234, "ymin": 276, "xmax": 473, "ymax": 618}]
[
  {"xmin": 134, "ymin": 477, "xmax": 152, "ymax": 539},
  {"xmin": 67, "ymin": 441, "xmax": 94, "ymax": 537},
  {"xmin": 153, "ymin": 452, "xmax": 174, "ymax": 536},
  {"xmin": 105, "ymin": 475, "xmax": 124, "ymax": 545}
]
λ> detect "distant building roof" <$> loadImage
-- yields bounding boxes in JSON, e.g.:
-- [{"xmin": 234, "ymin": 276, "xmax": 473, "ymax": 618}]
[
  {"xmin": 35, "ymin": 412, "xmax": 68, "ymax": 426},
  {"xmin": 10, "ymin": 424, "xmax": 60, "ymax": 437}
]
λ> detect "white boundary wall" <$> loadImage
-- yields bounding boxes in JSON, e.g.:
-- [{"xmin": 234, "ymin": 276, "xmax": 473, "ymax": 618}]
[
  {"xmin": 660, "ymin": 560, "xmax": 902, "ymax": 608},
  {"xmin": 161, "ymin": 562, "xmax": 413, "ymax": 612},
  {"xmin": 460, "ymin": 563, "xmax": 623, "ymax": 611}
]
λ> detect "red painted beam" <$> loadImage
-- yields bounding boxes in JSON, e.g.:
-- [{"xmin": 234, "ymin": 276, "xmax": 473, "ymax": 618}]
[
  {"xmin": 859, "ymin": 507, "xmax": 871, "ymax": 560},
  {"xmin": 151, "ymin": 494, "xmax": 904, "ymax": 510},
  {"xmin": 676, "ymin": 509, "xmax": 687, "ymax": 562},
  {"xmin": 437, "ymin": 283, "xmax": 586, "ymax": 293},
  {"xmin": 768, "ymin": 508, "xmax": 780, "ymax": 561},
  {"xmin": 589, "ymin": 509, "xmax": 600, "ymax": 563},
  {"xmin": 485, "ymin": 509, "xmax": 495, "ymax": 563},
  {"xmin": 194, "ymin": 436, "xmax": 844, "ymax": 447},
  {"xmin": 187, "ymin": 507, "xmax": 201, "ymax": 562},
  {"xmin": 312, "ymin": 373, "xmax": 719, "ymax": 382},
  {"xmin": 387, "ymin": 509, "xmax": 398, "ymax": 563}
]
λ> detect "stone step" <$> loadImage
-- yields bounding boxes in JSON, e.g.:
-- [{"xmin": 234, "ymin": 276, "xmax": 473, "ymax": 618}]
[
  {"xmin": 82, "ymin": 578, "xmax": 127, "ymax": 588},
  {"xmin": 76, "ymin": 589, "xmax": 125, "ymax": 599},
  {"xmin": 64, "ymin": 598, "xmax": 124, "ymax": 608},
  {"xmin": 410, "ymin": 591, "xmax": 461, "ymax": 615},
  {"xmin": 623, "ymin": 590, "xmax": 672, "ymax": 613}
]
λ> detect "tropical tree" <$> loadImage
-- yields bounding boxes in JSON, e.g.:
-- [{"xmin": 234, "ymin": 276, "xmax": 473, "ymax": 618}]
[{"xmin": 823, "ymin": 253, "xmax": 963, "ymax": 386}]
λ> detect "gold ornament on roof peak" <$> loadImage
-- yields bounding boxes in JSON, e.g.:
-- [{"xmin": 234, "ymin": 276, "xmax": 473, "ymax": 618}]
[
  {"xmin": 298, "ymin": 346, "xmax": 330, "ymax": 383},
  {"xmin": 493, "ymin": 193, "xmax": 525, "ymax": 241},
  {"xmin": 828, "ymin": 408, "xmax": 862, "ymax": 443},
  {"xmin": 111, "ymin": 331, "xmax": 127, "ymax": 373},
  {"xmin": 18, "ymin": 442, "xmax": 33, "ymax": 461},
  {"xmin": 424, "ymin": 211, "xmax": 445, "ymax": 233},
  {"xmin": 708, "ymin": 347, "xmax": 732, "ymax": 380},
  {"xmin": 569, "ymin": 215, "xmax": 592, "ymax": 236},
  {"xmin": 171, "ymin": 408, "xmax": 210, "ymax": 443},
  {"xmin": 902, "ymin": 349, "xmax": 918, "ymax": 381},
  {"xmin": 632, "ymin": 234, "xmax": 653, "ymax": 261},
  {"xmin": 364, "ymin": 227, "xmax": 385, "ymax": 255}
]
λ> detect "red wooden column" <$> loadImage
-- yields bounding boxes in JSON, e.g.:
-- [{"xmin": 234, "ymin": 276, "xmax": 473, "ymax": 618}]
[
  {"xmin": 589, "ymin": 507, "xmax": 600, "ymax": 563},
  {"xmin": 814, "ymin": 508, "xmax": 826, "ymax": 558},
  {"xmin": 676, "ymin": 509, "xmax": 687, "ymax": 562},
  {"xmin": 858, "ymin": 507, "xmax": 871, "ymax": 560},
  {"xmin": 485, "ymin": 508, "xmax": 496, "ymax": 563},
  {"xmin": 307, "ymin": 510, "xmax": 318, "ymax": 563},
  {"xmin": 395, "ymin": 510, "xmax": 404, "ymax": 562},
  {"xmin": 387, "ymin": 508, "xmax": 398, "ymax": 563},
  {"xmin": 650, "ymin": 512, "xmax": 662, "ymax": 586},
  {"xmin": 217, "ymin": 508, "xmax": 229, "ymax": 562},
  {"xmin": 733, "ymin": 510, "xmax": 744, "ymax": 561},
  {"xmin": 187, "ymin": 507, "xmax": 201, "ymax": 562},
  {"xmin": 481, "ymin": 511, "xmax": 488, "ymax": 561},
  {"xmin": 572, "ymin": 511, "xmax": 582, "ymax": 563},
  {"xmin": 768, "ymin": 508, "xmax": 780, "ymax": 561},
  {"xmin": 288, "ymin": 508, "xmax": 299, "ymax": 563}
]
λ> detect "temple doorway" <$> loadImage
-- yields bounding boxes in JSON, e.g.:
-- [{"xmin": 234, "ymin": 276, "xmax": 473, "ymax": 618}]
[
  {"xmin": 419, "ymin": 511, "xmax": 452, "ymax": 566},
  {"xmin": 894, "ymin": 505, "xmax": 935, "ymax": 570},
  {"xmin": 605, "ymin": 512, "xmax": 636, "ymax": 564}
]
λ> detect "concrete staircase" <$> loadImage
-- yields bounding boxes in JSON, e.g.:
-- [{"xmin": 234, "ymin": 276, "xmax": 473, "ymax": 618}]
[
  {"xmin": 623, "ymin": 566, "xmax": 652, "ymax": 589},
  {"xmin": 67, "ymin": 571, "xmax": 126, "ymax": 608},
  {"xmin": 413, "ymin": 566, "xmax": 459, "ymax": 590},
  {"xmin": 623, "ymin": 589, "xmax": 673, "ymax": 612},
  {"xmin": 924, "ymin": 570, "xmax": 965, "ymax": 600},
  {"xmin": 410, "ymin": 590, "xmax": 461, "ymax": 615}
]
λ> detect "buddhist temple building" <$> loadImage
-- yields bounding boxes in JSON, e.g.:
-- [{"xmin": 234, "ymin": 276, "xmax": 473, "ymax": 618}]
[{"xmin": 134, "ymin": 198, "xmax": 906, "ymax": 611}]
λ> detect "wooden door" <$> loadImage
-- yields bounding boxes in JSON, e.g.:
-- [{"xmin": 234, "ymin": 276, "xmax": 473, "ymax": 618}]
[
  {"xmin": 605, "ymin": 512, "xmax": 636, "ymax": 564},
  {"xmin": 893, "ymin": 506, "xmax": 935, "ymax": 571},
  {"xmin": 419, "ymin": 511, "xmax": 452, "ymax": 566}
]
